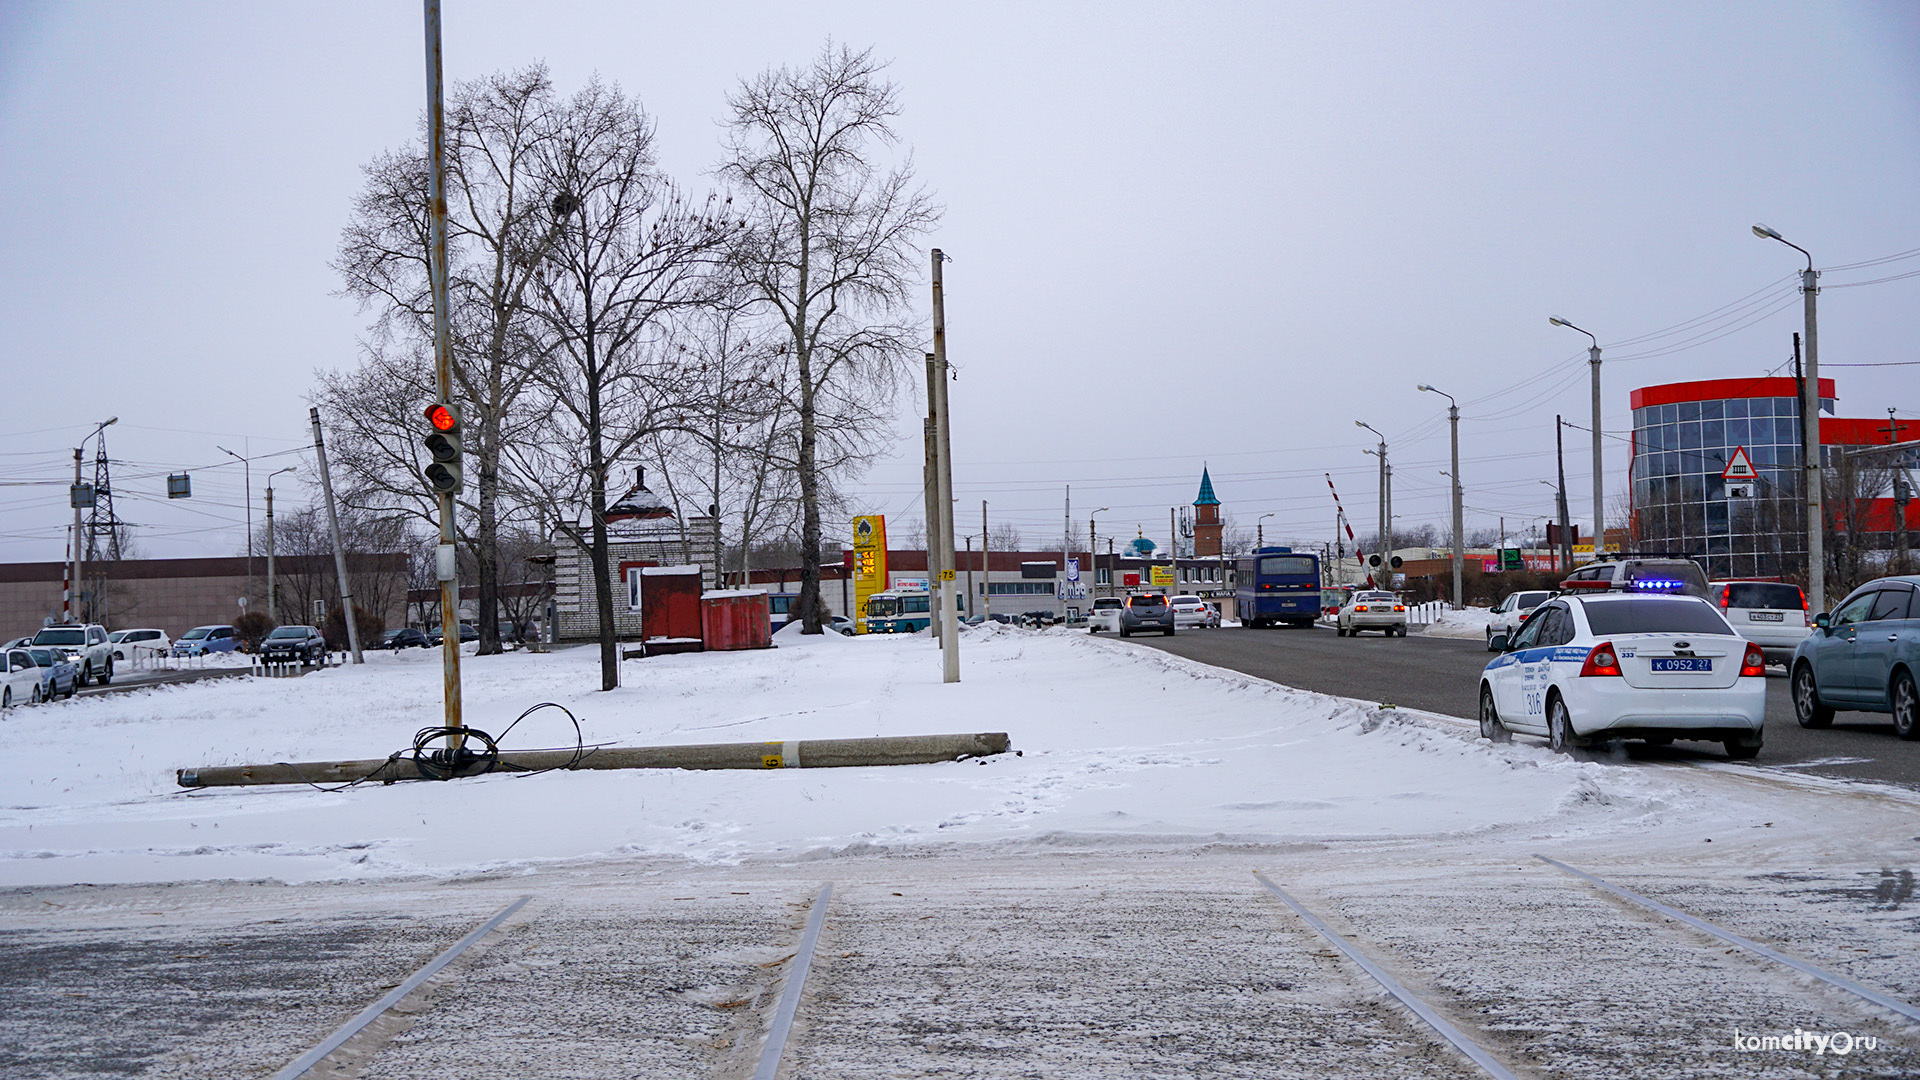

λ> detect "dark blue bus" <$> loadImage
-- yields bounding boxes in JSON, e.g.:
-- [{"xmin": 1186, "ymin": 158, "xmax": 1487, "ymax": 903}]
[{"xmin": 1234, "ymin": 547, "xmax": 1322, "ymax": 628}]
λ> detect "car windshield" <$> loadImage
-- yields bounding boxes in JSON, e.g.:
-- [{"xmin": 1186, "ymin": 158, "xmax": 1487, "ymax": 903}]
[
  {"xmin": 32, "ymin": 629, "xmax": 84, "ymax": 646},
  {"xmin": 267, "ymin": 626, "xmax": 308, "ymax": 639},
  {"xmin": 1722, "ymin": 582, "xmax": 1803, "ymax": 610},
  {"xmin": 1582, "ymin": 598, "xmax": 1734, "ymax": 636},
  {"xmin": 1092, "ymin": 598, "xmax": 1123, "ymax": 610},
  {"xmin": 27, "ymin": 649, "xmax": 59, "ymax": 666},
  {"xmin": 181, "ymin": 627, "xmax": 211, "ymax": 639},
  {"xmin": 1514, "ymin": 591, "xmax": 1550, "ymax": 609}
]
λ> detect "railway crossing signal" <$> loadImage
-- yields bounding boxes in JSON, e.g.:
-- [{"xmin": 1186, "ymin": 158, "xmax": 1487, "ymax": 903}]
[{"xmin": 422, "ymin": 402, "xmax": 462, "ymax": 495}]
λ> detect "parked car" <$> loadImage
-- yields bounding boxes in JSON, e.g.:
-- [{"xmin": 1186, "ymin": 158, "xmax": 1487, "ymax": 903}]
[
  {"xmin": 3, "ymin": 648, "xmax": 50, "ymax": 707},
  {"xmin": 827, "ymin": 614, "xmax": 857, "ymax": 636},
  {"xmin": 1169, "ymin": 595, "xmax": 1213, "ymax": 630},
  {"xmin": 1487, "ymin": 590, "xmax": 1552, "ymax": 650},
  {"xmin": 1790, "ymin": 576, "xmax": 1920, "ymax": 739},
  {"xmin": 427, "ymin": 623, "xmax": 479, "ymax": 646},
  {"xmin": 1021, "ymin": 610, "xmax": 1058, "ymax": 628},
  {"xmin": 1708, "ymin": 580, "xmax": 1811, "ymax": 666},
  {"xmin": 1087, "ymin": 597, "xmax": 1125, "ymax": 634},
  {"xmin": 24, "ymin": 647, "xmax": 79, "ymax": 701},
  {"xmin": 374, "ymin": 627, "xmax": 432, "ymax": 650},
  {"xmin": 1206, "ymin": 603, "xmax": 1224, "ymax": 628},
  {"xmin": 2, "ymin": 637, "xmax": 31, "ymax": 650},
  {"xmin": 1482, "ymin": 590, "xmax": 1767, "ymax": 757},
  {"xmin": 1337, "ymin": 591, "xmax": 1407, "ymax": 637},
  {"xmin": 109, "ymin": 628, "xmax": 171, "ymax": 663},
  {"xmin": 1119, "ymin": 593, "xmax": 1174, "ymax": 637},
  {"xmin": 259, "ymin": 625, "xmax": 327, "ymax": 665},
  {"xmin": 30, "ymin": 624, "xmax": 113, "ymax": 685},
  {"xmin": 173, "ymin": 624, "xmax": 241, "ymax": 657},
  {"xmin": 1559, "ymin": 554, "xmax": 1710, "ymax": 598}
]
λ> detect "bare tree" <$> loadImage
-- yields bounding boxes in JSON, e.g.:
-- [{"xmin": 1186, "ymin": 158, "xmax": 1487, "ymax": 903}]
[
  {"xmin": 720, "ymin": 43, "xmax": 941, "ymax": 633},
  {"xmin": 522, "ymin": 78, "xmax": 738, "ymax": 690},
  {"xmin": 328, "ymin": 65, "xmax": 557, "ymax": 656}
]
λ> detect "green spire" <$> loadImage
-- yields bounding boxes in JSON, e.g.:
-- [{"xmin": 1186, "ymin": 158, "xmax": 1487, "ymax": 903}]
[{"xmin": 1194, "ymin": 466, "xmax": 1219, "ymax": 507}]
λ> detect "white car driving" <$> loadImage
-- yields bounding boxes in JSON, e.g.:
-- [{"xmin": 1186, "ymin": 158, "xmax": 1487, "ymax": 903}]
[
  {"xmin": 1486, "ymin": 590, "xmax": 1552, "ymax": 650},
  {"xmin": 1169, "ymin": 595, "xmax": 1213, "ymax": 629},
  {"xmin": 1086, "ymin": 597, "xmax": 1124, "ymax": 633},
  {"xmin": 1480, "ymin": 591, "xmax": 1766, "ymax": 758},
  {"xmin": 1337, "ymin": 591, "xmax": 1407, "ymax": 637},
  {"xmin": 1708, "ymin": 580, "xmax": 1810, "ymax": 666}
]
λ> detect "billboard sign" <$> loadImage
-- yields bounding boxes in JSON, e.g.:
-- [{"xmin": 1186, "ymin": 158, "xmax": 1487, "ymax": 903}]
[{"xmin": 852, "ymin": 515, "xmax": 887, "ymax": 633}]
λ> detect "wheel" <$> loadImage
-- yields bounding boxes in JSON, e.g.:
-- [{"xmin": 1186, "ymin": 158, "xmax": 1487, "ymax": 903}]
[
  {"xmin": 1792, "ymin": 663, "xmax": 1834, "ymax": 729},
  {"xmin": 30, "ymin": 684, "xmax": 43, "ymax": 704},
  {"xmin": 1120, "ymin": 627, "xmax": 1130, "ymax": 638},
  {"xmin": 1, "ymin": 687, "xmax": 9, "ymax": 709},
  {"xmin": 1892, "ymin": 669, "xmax": 1919, "ymax": 741},
  {"xmin": 1724, "ymin": 738, "xmax": 1762, "ymax": 760},
  {"xmin": 98, "ymin": 660, "xmax": 111, "ymax": 686},
  {"xmin": 1478, "ymin": 685, "xmax": 1510, "ymax": 743},
  {"xmin": 1163, "ymin": 626, "xmax": 1174, "ymax": 636},
  {"xmin": 1486, "ymin": 628, "xmax": 1496, "ymax": 651},
  {"xmin": 65, "ymin": 679, "xmax": 77, "ymax": 699},
  {"xmin": 79, "ymin": 663, "xmax": 92, "ymax": 687},
  {"xmin": 1547, "ymin": 694, "xmax": 1579, "ymax": 754}
]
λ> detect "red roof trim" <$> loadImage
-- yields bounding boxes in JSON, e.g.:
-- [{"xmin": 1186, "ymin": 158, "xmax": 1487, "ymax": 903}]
[{"xmin": 1629, "ymin": 377, "xmax": 1835, "ymax": 411}]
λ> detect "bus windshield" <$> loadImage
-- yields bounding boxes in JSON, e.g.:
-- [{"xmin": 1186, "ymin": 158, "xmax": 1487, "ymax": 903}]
[
  {"xmin": 866, "ymin": 596, "xmax": 901, "ymax": 618},
  {"xmin": 1257, "ymin": 556, "xmax": 1317, "ymax": 577}
]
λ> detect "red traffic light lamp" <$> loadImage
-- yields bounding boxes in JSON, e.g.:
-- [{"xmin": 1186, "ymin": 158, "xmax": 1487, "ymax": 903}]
[{"xmin": 422, "ymin": 402, "xmax": 462, "ymax": 495}]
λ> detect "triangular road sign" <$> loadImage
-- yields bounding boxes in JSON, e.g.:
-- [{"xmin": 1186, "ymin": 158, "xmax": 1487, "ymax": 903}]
[{"xmin": 1722, "ymin": 446, "xmax": 1758, "ymax": 480}]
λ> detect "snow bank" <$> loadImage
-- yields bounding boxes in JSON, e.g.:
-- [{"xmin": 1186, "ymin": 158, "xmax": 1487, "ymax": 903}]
[
  {"xmin": 0, "ymin": 628, "xmax": 1754, "ymax": 886},
  {"xmin": 1420, "ymin": 605, "xmax": 1498, "ymax": 640}
]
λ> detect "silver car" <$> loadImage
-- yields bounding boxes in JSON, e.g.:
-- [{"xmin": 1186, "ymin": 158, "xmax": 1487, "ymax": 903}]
[{"xmin": 1708, "ymin": 581, "xmax": 1810, "ymax": 666}]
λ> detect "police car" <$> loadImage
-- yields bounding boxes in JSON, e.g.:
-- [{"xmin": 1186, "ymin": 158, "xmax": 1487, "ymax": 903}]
[{"xmin": 1479, "ymin": 584, "xmax": 1767, "ymax": 758}]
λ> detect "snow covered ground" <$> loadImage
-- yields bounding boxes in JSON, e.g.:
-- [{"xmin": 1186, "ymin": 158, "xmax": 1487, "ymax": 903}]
[
  {"xmin": 1, "ymin": 621, "xmax": 1909, "ymax": 890},
  {"xmin": 8, "ymin": 625, "xmax": 1920, "ymax": 1077},
  {"xmin": 1416, "ymin": 604, "xmax": 1499, "ymax": 640}
]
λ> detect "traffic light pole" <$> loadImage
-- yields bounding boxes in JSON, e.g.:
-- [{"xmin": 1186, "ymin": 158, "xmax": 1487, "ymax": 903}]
[{"xmin": 423, "ymin": 0, "xmax": 463, "ymax": 739}]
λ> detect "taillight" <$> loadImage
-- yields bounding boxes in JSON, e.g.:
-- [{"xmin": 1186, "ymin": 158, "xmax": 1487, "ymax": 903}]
[
  {"xmin": 1740, "ymin": 643, "xmax": 1766, "ymax": 677},
  {"xmin": 1579, "ymin": 641, "xmax": 1622, "ymax": 677},
  {"xmin": 1718, "ymin": 588, "xmax": 1730, "ymax": 609},
  {"xmin": 1393, "ymin": 605, "xmax": 1405, "ymax": 612}
]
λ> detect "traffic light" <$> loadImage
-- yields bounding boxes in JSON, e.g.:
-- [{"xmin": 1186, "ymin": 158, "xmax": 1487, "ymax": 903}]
[{"xmin": 422, "ymin": 402, "xmax": 462, "ymax": 495}]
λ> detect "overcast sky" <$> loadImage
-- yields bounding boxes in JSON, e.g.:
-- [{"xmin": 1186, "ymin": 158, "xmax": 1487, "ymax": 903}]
[{"xmin": 3, "ymin": 1, "xmax": 1917, "ymax": 566}]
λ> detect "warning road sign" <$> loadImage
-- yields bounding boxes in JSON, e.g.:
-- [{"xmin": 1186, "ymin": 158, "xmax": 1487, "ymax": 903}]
[{"xmin": 1722, "ymin": 446, "xmax": 1758, "ymax": 480}]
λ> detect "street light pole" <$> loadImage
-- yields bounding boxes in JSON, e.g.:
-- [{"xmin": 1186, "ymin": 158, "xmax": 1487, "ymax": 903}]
[
  {"xmin": 1550, "ymin": 317, "xmax": 1604, "ymax": 558},
  {"xmin": 217, "ymin": 444, "xmax": 254, "ymax": 616},
  {"xmin": 1258, "ymin": 512, "xmax": 1274, "ymax": 550},
  {"xmin": 1754, "ymin": 224, "xmax": 1825, "ymax": 613},
  {"xmin": 265, "ymin": 466, "xmax": 296, "ymax": 623},
  {"xmin": 1419, "ymin": 385, "xmax": 1463, "ymax": 609}
]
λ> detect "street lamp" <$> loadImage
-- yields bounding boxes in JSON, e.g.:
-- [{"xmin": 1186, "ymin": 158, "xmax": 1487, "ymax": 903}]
[
  {"xmin": 1258, "ymin": 511, "xmax": 1274, "ymax": 550},
  {"xmin": 1753, "ymin": 222, "xmax": 1825, "ymax": 612},
  {"xmin": 1357, "ymin": 421, "xmax": 1389, "ymax": 581},
  {"xmin": 1418, "ymin": 384, "xmax": 1463, "ymax": 609},
  {"xmin": 68, "ymin": 417, "xmax": 117, "ymax": 623},
  {"xmin": 1549, "ymin": 316, "xmax": 1605, "ymax": 562},
  {"xmin": 217, "ymin": 444, "xmax": 255, "ymax": 613},
  {"xmin": 265, "ymin": 465, "xmax": 296, "ymax": 623}
]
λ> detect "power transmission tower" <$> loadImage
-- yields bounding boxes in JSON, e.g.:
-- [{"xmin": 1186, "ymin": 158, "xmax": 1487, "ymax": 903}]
[{"xmin": 83, "ymin": 430, "xmax": 128, "ymax": 623}]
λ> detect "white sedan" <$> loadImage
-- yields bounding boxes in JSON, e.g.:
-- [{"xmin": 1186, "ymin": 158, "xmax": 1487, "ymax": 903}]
[
  {"xmin": 1169, "ymin": 595, "xmax": 1214, "ymax": 629},
  {"xmin": 1479, "ymin": 591, "xmax": 1766, "ymax": 758},
  {"xmin": 1337, "ymin": 591, "xmax": 1407, "ymax": 637}
]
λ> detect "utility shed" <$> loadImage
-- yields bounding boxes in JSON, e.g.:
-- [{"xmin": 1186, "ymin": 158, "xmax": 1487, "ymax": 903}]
[
  {"xmin": 701, "ymin": 590, "xmax": 773, "ymax": 651},
  {"xmin": 640, "ymin": 566, "xmax": 704, "ymax": 654}
]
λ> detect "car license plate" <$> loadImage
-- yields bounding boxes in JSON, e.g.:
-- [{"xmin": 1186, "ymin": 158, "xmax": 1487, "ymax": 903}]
[
  {"xmin": 1749, "ymin": 611, "xmax": 1783, "ymax": 622},
  {"xmin": 1652, "ymin": 657, "xmax": 1712, "ymax": 672}
]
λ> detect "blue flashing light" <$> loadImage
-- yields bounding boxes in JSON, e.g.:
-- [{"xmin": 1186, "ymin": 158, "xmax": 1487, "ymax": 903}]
[{"xmin": 1628, "ymin": 578, "xmax": 1686, "ymax": 592}]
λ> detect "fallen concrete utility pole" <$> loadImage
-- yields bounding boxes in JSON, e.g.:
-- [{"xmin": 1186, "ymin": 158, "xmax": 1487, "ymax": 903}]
[{"xmin": 177, "ymin": 732, "xmax": 1011, "ymax": 788}]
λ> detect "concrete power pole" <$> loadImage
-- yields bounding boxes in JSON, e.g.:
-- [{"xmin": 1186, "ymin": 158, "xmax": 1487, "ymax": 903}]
[
  {"xmin": 923, "ymin": 354, "xmax": 943, "ymax": 644},
  {"xmin": 1754, "ymin": 224, "xmax": 1824, "ymax": 611},
  {"xmin": 265, "ymin": 484, "xmax": 276, "ymax": 623},
  {"xmin": 311, "ymin": 408, "xmax": 364, "ymax": 664},
  {"xmin": 931, "ymin": 250, "xmax": 959, "ymax": 683},
  {"xmin": 69, "ymin": 447, "xmax": 83, "ymax": 623},
  {"xmin": 423, "ymin": 0, "xmax": 463, "ymax": 734},
  {"xmin": 981, "ymin": 499, "xmax": 990, "ymax": 622}
]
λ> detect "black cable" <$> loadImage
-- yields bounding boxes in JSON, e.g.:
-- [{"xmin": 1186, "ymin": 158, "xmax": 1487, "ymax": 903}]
[{"xmin": 257, "ymin": 701, "xmax": 593, "ymax": 793}]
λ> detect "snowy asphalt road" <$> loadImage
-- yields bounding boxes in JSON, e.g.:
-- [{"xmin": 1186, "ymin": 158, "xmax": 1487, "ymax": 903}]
[
  {"xmin": 1129, "ymin": 624, "xmax": 1920, "ymax": 789},
  {"xmin": 5, "ymin": 845, "xmax": 1915, "ymax": 1079}
]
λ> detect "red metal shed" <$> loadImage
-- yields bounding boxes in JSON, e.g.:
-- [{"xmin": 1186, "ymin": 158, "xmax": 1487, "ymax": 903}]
[
  {"xmin": 702, "ymin": 590, "xmax": 773, "ymax": 650},
  {"xmin": 641, "ymin": 566, "xmax": 704, "ymax": 654}
]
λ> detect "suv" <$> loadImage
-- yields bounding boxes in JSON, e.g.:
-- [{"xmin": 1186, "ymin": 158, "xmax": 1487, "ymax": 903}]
[
  {"xmin": 30, "ymin": 623, "xmax": 113, "ymax": 685},
  {"xmin": 1487, "ymin": 590, "xmax": 1552, "ymax": 650},
  {"xmin": 1709, "ymin": 580, "xmax": 1810, "ymax": 666},
  {"xmin": 1560, "ymin": 555, "xmax": 1709, "ymax": 599},
  {"xmin": 260, "ymin": 625, "xmax": 327, "ymax": 665},
  {"xmin": 1120, "ymin": 593, "xmax": 1175, "ymax": 637}
]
